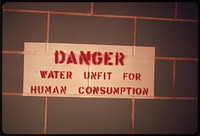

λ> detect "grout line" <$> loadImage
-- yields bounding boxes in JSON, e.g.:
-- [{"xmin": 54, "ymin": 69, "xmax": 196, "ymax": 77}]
[
  {"xmin": 94, "ymin": 14, "xmax": 198, "ymax": 23},
  {"xmin": 92, "ymin": 13, "xmax": 134, "ymax": 19},
  {"xmin": 172, "ymin": 60, "xmax": 176, "ymax": 97},
  {"xmin": 90, "ymin": 2, "xmax": 94, "ymax": 15},
  {"xmin": 155, "ymin": 57, "xmax": 198, "ymax": 61},
  {"xmin": 133, "ymin": 18, "xmax": 137, "ymax": 46},
  {"xmin": 2, "ymin": 92, "xmax": 198, "ymax": 100},
  {"xmin": 2, "ymin": 50, "xmax": 198, "ymax": 61},
  {"xmin": 3, "ymin": 8, "xmax": 91, "ymax": 16},
  {"xmin": 45, "ymin": 12, "xmax": 50, "ymax": 52},
  {"xmin": 43, "ymin": 97, "xmax": 48, "ymax": 134},
  {"xmin": 2, "ymin": 50, "xmax": 24, "ymax": 55},
  {"xmin": 2, "ymin": 92, "xmax": 23, "ymax": 96},
  {"xmin": 139, "ymin": 96, "xmax": 198, "ymax": 100},
  {"xmin": 3, "ymin": 8, "xmax": 48, "ymax": 14},
  {"xmin": 132, "ymin": 18, "xmax": 137, "ymax": 56},
  {"xmin": 137, "ymin": 16, "xmax": 198, "ymax": 23},
  {"xmin": 174, "ymin": 2, "xmax": 178, "ymax": 19},
  {"xmin": 173, "ymin": 18, "xmax": 198, "ymax": 23},
  {"xmin": 133, "ymin": 96, "xmax": 198, "ymax": 100},
  {"xmin": 131, "ymin": 98, "xmax": 135, "ymax": 134},
  {"xmin": 43, "ymin": 11, "xmax": 50, "ymax": 134},
  {"xmin": 2, "ymin": 8, "xmax": 89, "ymax": 15},
  {"xmin": 3, "ymin": 8, "xmax": 198, "ymax": 23}
]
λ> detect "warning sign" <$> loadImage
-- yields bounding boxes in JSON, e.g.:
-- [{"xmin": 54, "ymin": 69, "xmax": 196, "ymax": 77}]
[{"xmin": 23, "ymin": 42, "xmax": 155, "ymax": 98}]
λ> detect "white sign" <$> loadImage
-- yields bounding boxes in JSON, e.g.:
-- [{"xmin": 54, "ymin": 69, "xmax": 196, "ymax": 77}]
[{"xmin": 23, "ymin": 42, "xmax": 155, "ymax": 98}]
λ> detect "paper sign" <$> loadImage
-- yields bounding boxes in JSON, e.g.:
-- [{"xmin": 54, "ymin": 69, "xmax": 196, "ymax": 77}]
[{"xmin": 23, "ymin": 42, "xmax": 155, "ymax": 98}]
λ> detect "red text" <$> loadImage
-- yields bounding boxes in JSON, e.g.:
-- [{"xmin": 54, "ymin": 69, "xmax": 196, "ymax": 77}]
[{"xmin": 55, "ymin": 50, "xmax": 125, "ymax": 66}]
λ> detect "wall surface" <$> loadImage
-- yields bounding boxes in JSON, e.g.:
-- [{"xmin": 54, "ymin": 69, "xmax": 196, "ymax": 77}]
[{"xmin": 2, "ymin": 2, "xmax": 198, "ymax": 134}]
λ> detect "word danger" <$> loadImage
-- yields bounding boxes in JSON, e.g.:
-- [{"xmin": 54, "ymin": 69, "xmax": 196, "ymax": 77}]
[{"xmin": 54, "ymin": 50, "xmax": 125, "ymax": 65}]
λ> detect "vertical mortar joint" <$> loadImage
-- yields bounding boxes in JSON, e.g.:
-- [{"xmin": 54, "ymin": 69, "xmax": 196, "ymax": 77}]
[
  {"xmin": 174, "ymin": 2, "xmax": 178, "ymax": 20},
  {"xmin": 133, "ymin": 17, "xmax": 137, "ymax": 56},
  {"xmin": 90, "ymin": 2, "xmax": 94, "ymax": 15},
  {"xmin": 172, "ymin": 60, "xmax": 176, "ymax": 97}
]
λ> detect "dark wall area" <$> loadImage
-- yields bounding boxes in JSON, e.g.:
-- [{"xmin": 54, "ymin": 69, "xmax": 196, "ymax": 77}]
[{"xmin": 2, "ymin": 2, "xmax": 198, "ymax": 134}]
